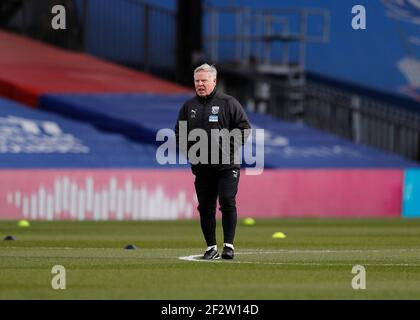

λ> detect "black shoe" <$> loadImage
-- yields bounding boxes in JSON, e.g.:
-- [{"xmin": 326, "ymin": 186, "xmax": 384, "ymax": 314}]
[
  {"xmin": 202, "ymin": 248, "xmax": 220, "ymax": 260},
  {"xmin": 222, "ymin": 246, "xmax": 234, "ymax": 260}
]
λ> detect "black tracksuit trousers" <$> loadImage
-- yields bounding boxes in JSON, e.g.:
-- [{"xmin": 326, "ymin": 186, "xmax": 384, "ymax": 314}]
[{"xmin": 194, "ymin": 168, "xmax": 240, "ymax": 247}]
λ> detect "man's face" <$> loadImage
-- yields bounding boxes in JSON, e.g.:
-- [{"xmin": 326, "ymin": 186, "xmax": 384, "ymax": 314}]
[{"xmin": 194, "ymin": 71, "xmax": 216, "ymax": 97}]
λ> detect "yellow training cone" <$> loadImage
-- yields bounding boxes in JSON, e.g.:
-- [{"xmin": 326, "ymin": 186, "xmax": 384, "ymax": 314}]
[
  {"xmin": 243, "ymin": 217, "xmax": 256, "ymax": 225},
  {"xmin": 272, "ymin": 231, "xmax": 286, "ymax": 239},
  {"xmin": 17, "ymin": 220, "xmax": 30, "ymax": 227}
]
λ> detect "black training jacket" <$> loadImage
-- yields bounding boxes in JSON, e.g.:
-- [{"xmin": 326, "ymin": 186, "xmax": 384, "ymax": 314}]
[{"xmin": 175, "ymin": 89, "xmax": 251, "ymax": 175}]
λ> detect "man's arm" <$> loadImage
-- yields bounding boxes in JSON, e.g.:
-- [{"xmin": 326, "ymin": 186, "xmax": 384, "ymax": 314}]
[
  {"xmin": 229, "ymin": 98, "xmax": 251, "ymax": 145},
  {"xmin": 175, "ymin": 103, "xmax": 188, "ymax": 157}
]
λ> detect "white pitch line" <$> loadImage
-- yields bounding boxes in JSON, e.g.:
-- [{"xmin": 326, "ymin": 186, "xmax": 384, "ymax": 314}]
[
  {"xmin": 235, "ymin": 249, "xmax": 420, "ymax": 254},
  {"xmin": 178, "ymin": 251, "xmax": 420, "ymax": 267},
  {"xmin": 4, "ymin": 247, "xmax": 420, "ymax": 253},
  {"xmin": 179, "ymin": 255, "xmax": 222, "ymax": 263}
]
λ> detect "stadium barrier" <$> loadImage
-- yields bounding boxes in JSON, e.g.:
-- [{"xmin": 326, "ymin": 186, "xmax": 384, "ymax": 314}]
[
  {"xmin": 403, "ymin": 169, "xmax": 420, "ymax": 218},
  {"xmin": 0, "ymin": 169, "xmax": 403, "ymax": 220}
]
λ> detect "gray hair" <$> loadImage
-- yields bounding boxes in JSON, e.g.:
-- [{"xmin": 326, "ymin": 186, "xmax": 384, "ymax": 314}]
[{"xmin": 194, "ymin": 63, "xmax": 217, "ymax": 79}]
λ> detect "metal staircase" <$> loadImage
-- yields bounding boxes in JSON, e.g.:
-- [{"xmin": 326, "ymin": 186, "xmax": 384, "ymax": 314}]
[{"xmin": 203, "ymin": 5, "xmax": 330, "ymax": 122}]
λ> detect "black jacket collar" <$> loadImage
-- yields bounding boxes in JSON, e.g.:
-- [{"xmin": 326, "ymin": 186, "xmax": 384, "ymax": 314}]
[{"xmin": 196, "ymin": 88, "xmax": 217, "ymax": 103}]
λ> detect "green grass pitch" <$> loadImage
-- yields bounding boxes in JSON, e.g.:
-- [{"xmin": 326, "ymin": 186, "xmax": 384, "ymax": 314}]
[{"xmin": 1, "ymin": 218, "xmax": 420, "ymax": 299}]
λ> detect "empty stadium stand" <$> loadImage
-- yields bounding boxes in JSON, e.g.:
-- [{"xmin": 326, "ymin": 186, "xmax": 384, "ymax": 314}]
[
  {"xmin": 0, "ymin": 97, "xmax": 171, "ymax": 168},
  {"xmin": 0, "ymin": 31, "xmax": 190, "ymax": 107},
  {"xmin": 39, "ymin": 93, "xmax": 418, "ymax": 169},
  {"xmin": 0, "ymin": 30, "xmax": 418, "ymax": 219}
]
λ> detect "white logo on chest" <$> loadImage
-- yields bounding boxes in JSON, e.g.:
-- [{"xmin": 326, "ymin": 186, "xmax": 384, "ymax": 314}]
[{"xmin": 212, "ymin": 106, "xmax": 220, "ymax": 114}]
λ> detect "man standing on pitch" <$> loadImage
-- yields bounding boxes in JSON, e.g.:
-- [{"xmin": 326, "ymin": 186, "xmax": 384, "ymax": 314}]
[{"xmin": 175, "ymin": 64, "xmax": 251, "ymax": 260}]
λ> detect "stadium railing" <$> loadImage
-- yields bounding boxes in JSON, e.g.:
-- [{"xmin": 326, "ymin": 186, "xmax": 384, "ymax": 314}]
[{"xmin": 301, "ymin": 73, "xmax": 420, "ymax": 162}]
